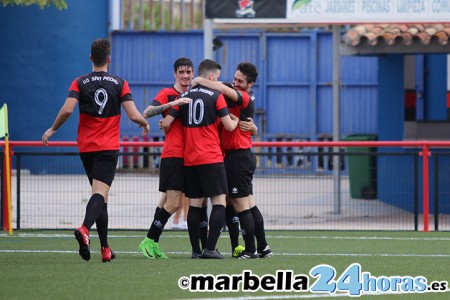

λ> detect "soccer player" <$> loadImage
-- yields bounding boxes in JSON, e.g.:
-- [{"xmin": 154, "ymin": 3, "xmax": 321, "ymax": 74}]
[
  {"xmin": 138, "ymin": 57, "xmax": 193, "ymax": 259},
  {"xmin": 232, "ymin": 63, "xmax": 272, "ymax": 258},
  {"xmin": 191, "ymin": 62, "xmax": 272, "ymax": 259},
  {"xmin": 163, "ymin": 59, "xmax": 239, "ymax": 259},
  {"xmin": 42, "ymin": 38, "xmax": 150, "ymax": 262}
]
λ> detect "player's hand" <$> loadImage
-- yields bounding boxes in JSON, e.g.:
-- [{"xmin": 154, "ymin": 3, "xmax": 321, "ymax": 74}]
[
  {"xmin": 41, "ymin": 128, "xmax": 56, "ymax": 146},
  {"xmin": 239, "ymin": 117, "xmax": 258, "ymax": 136},
  {"xmin": 239, "ymin": 117, "xmax": 254, "ymax": 131},
  {"xmin": 140, "ymin": 123, "xmax": 150, "ymax": 136}
]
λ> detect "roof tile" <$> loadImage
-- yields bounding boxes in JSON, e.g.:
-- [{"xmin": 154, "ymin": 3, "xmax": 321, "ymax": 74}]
[{"xmin": 343, "ymin": 24, "xmax": 450, "ymax": 47}]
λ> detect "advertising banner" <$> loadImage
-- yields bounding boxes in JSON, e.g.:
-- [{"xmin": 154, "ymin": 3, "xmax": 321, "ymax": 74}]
[
  {"xmin": 205, "ymin": 0, "xmax": 286, "ymax": 19},
  {"xmin": 287, "ymin": 0, "xmax": 450, "ymax": 23},
  {"xmin": 206, "ymin": 0, "xmax": 450, "ymax": 23}
]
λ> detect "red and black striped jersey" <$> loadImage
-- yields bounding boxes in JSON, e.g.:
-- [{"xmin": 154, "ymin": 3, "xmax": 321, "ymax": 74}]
[
  {"xmin": 170, "ymin": 85, "xmax": 230, "ymax": 166},
  {"xmin": 151, "ymin": 87, "xmax": 184, "ymax": 158},
  {"xmin": 220, "ymin": 90, "xmax": 255, "ymax": 152},
  {"xmin": 68, "ymin": 71, "xmax": 132, "ymax": 152}
]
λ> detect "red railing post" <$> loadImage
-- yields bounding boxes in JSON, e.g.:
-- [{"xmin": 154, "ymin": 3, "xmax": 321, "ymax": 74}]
[
  {"xmin": 122, "ymin": 136, "xmax": 130, "ymax": 169},
  {"xmin": 132, "ymin": 136, "xmax": 139, "ymax": 168},
  {"xmin": 419, "ymin": 144, "xmax": 430, "ymax": 232}
]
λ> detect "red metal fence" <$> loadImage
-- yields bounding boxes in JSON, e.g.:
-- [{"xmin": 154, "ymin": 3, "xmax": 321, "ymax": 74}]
[{"xmin": 2, "ymin": 140, "xmax": 450, "ymax": 231}]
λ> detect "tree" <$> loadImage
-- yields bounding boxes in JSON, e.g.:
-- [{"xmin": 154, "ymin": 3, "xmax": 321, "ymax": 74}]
[{"xmin": 1, "ymin": 0, "xmax": 67, "ymax": 10}]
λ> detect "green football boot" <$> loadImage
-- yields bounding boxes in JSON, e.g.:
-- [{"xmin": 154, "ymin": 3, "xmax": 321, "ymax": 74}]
[
  {"xmin": 232, "ymin": 245, "xmax": 245, "ymax": 258},
  {"xmin": 139, "ymin": 237, "xmax": 156, "ymax": 259}
]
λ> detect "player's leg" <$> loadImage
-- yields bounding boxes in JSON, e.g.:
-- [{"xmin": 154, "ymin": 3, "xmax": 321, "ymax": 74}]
[
  {"xmin": 180, "ymin": 193, "xmax": 189, "ymax": 229},
  {"xmin": 183, "ymin": 166, "xmax": 204, "ymax": 257},
  {"xmin": 199, "ymin": 163, "xmax": 228, "ymax": 259},
  {"xmin": 200, "ymin": 194, "xmax": 225, "ymax": 259},
  {"xmin": 139, "ymin": 158, "xmax": 183, "ymax": 259},
  {"xmin": 76, "ymin": 151, "xmax": 114, "ymax": 262},
  {"xmin": 225, "ymin": 196, "xmax": 240, "ymax": 250},
  {"xmin": 232, "ymin": 196, "xmax": 258, "ymax": 259},
  {"xmin": 95, "ymin": 196, "xmax": 116, "ymax": 262},
  {"xmin": 141, "ymin": 189, "xmax": 181, "ymax": 258},
  {"xmin": 188, "ymin": 197, "xmax": 204, "ymax": 258},
  {"xmin": 90, "ymin": 150, "xmax": 118, "ymax": 262},
  {"xmin": 154, "ymin": 192, "xmax": 167, "ymax": 225},
  {"xmin": 199, "ymin": 197, "xmax": 208, "ymax": 250},
  {"xmin": 250, "ymin": 195, "xmax": 272, "ymax": 258},
  {"xmin": 172, "ymin": 200, "xmax": 182, "ymax": 229},
  {"xmin": 225, "ymin": 149, "xmax": 257, "ymax": 259}
]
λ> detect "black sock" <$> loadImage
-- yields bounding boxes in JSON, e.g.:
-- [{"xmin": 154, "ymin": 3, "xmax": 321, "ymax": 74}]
[
  {"xmin": 154, "ymin": 207, "xmax": 161, "ymax": 219},
  {"xmin": 153, "ymin": 207, "xmax": 164, "ymax": 242},
  {"xmin": 205, "ymin": 205, "xmax": 225, "ymax": 251},
  {"xmin": 82, "ymin": 194, "xmax": 104, "ymax": 230},
  {"xmin": 251, "ymin": 206, "xmax": 268, "ymax": 251},
  {"xmin": 225, "ymin": 205, "xmax": 240, "ymax": 250},
  {"xmin": 187, "ymin": 206, "xmax": 202, "ymax": 254},
  {"xmin": 200, "ymin": 206, "xmax": 208, "ymax": 250},
  {"xmin": 238, "ymin": 209, "xmax": 256, "ymax": 253},
  {"xmin": 147, "ymin": 207, "xmax": 171, "ymax": 242},
  {"xmin": 96, "ymin": 203, "xmax": 109, "ymax": 248}
]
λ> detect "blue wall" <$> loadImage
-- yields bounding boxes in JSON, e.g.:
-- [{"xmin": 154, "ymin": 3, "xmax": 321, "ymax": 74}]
[
  {"xmin": 425, "ymin": 55, "xmax": 447, "ymax": 121},
  {"xmin": 377, "ymin": 54, "xmax": 450, "ymax": 214},
  {"xmin": 110, "ymin": 31, "xmax": 206, "ymax": 138},
  {"xmin": 112, "ymin": 30, "xmax": 379, "ymax": 142},
  {"xmin": 0, "ymin": 0, "xmax": 109, "ymax": 143}
]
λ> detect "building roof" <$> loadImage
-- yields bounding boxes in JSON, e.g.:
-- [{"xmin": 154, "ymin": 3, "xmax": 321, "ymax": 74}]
[{"xmin": 341, "ymin": 24, "xmax": 450, "ymax": 56}]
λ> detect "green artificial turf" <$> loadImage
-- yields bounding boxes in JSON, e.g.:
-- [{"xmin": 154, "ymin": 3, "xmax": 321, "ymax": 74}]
[{"xmin": 0, "ymin": 230, "xmax": 448, "ymax": 300}]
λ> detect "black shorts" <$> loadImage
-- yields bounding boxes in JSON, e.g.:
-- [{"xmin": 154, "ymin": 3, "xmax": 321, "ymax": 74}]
[
  {"xmin": 79, "ymin": 150, "xmax": 119, "ymax": 187},
  {"xmin": 184, "ymin": 163, "xmax": 228, "ymax": 198},
  {"xmin": 224, "ymin": 149, "xmax": 256, "ymax": 198},
  {"xmin": 159, "ymin": 157, "xmax": 184, "ymax": 192}
]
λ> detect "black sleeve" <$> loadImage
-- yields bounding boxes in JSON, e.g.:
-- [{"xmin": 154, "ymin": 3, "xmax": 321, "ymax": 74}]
[
  {"xmin": 235, "ymin": 90, "xmax": 243, "ymax": 106},
  {"xmin": 168, "ymin": 107, "xmax": 179, "ymax": 118}
]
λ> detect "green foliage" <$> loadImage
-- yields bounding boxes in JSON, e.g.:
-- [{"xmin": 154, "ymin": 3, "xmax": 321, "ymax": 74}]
[
  {"xmin": 125, "ymin": 0, "xmax": 201, "ymax": 31},
  {"xmin": 1, "ymin": 0, "xmax": 67, "ymax": 10}
]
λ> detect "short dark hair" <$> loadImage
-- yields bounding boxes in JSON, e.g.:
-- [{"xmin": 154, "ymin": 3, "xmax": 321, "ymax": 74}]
[
  {"xmin": 197, "ymin": 59, "xmax": 221, "ymax": 78},
  {"xmin": 91, "ymin": 38, "xmax": 111, "ymax": 67},
  {"xmin": 173, "ymin": 57, "xmax": 194, "ymax": 72},
  {"xmin": 236, "ymin": 62, "xmax": 258, "ymax": 84}
]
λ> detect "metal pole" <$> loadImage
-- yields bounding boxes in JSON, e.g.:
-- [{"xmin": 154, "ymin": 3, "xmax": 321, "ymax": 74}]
[
  {"xmin": 108, "ymin": 0, "xmax": 121, "ymax": 31},
  {"xmin": 204, "ymin": 18, "xmax": 213, "ymax": 59},
  {"xmin": 332, "ymin": 25, "xmax": 341, "ymax": 214},
  {"xmin": 422, "ymin": 145, "xmax": 430, "ymax": 232}
]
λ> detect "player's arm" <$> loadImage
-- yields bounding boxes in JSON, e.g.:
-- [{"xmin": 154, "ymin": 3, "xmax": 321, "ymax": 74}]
[
  {"xmin": 161, "ymin": 115, "xmax": 176, "ymax": 134},
  {"xmin": 122, "ymin": 101, "xmax": 150, "ymax": 136},
  {"xmin": 144, "ymin": 97, "xmax": 192, "ymax": 118},
  {"xmin": 161, "ymin": 106, "xmax": 180, "ymax": 134},
  {"xmin": 221, "ymin": 113, "xmax": 239, "ymax": 132},
  {"xmin": 42, "ymin": 97, "xmax": 78, "ymax": 145},
  {"xmin": 191, "ymin": 77, "xmax": 241, "ymax": 103},
  {"xmin": 239, "ymin": 117, "xmax": 258, "ymax": 136},
  {"xmin": 216, "ymin": 94, "xmax": 238, "ymax": 131}
]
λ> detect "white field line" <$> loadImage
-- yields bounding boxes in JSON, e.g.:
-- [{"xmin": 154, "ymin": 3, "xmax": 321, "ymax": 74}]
[
  {"xmin": 0, "ymin": 249, "xmax": 449, "ymax": 258},
  {"xmin": 1, "ymin": 233, "xmax": 449, "ymax": 257},
  {"xmin": 1, "ymin": 233, "xmax": 450, "ymax": 241}
]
